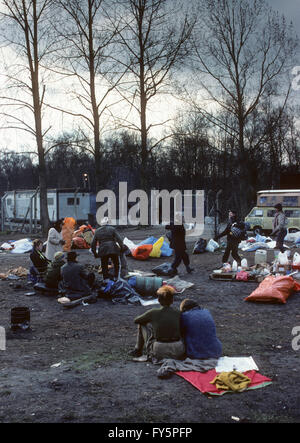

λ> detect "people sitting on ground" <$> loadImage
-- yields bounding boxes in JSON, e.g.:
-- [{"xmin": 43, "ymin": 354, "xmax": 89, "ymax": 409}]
[
  {"xmin": 45, "ymin": 219, "xmax": 66, "ymax": 261},
  {"xmin": 44, "ymin": 251, "xmax": 65, "ymax": 289},
  {"xmin": 129, "ymin": 285, "xmax": 185, "ymax": 362},
  {"xmin": 166, "ymin": 212, "xmax": 194, "ymax": 274},
  {"xmin": 29, "ymin": 239, "xmax": 51, "ymax": 284},
  {"xmin": 214, "ymin": 209, "xmax": 242, "ymax": 266},
  {"xmin": 60, "ymin": 251, "xmax": 95, "ymax": 296},
  {"xmin": 180, "ymin": 299, "xmax": 222, "ymax": 360},
  {"xmin": 91, "ymin": 217, "xmax": 124, "ymax": 280}
]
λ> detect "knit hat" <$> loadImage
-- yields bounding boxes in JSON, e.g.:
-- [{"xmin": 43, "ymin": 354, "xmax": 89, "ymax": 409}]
[{"xmin": 54, "ymin": 251, "xmax": 64, "ymax": 261}]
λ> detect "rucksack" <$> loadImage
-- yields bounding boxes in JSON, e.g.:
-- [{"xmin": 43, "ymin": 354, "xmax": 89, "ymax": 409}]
[
  {"xmin": 230, "ymin": 222, "xmax": 247, "ymax": 241},
  {"xmin": 193, "ymin": 238, "xmax": 207, "ymax": 254}
]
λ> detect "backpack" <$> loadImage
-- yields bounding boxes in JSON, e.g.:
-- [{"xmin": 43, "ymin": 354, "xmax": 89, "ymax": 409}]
[
  {"xmin": 230, "ymin": 222, "xmax": 247, "ymax": 241},
  {"xmin": 193, "ymin": 238, "xmax": 207, "ymax": 254}
]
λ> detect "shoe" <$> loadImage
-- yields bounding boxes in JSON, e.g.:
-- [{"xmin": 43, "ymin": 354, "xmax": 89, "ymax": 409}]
[
  {"xmin": 128, "ymin": 349, "xmax": 142, "ymax": 358},
  {"xmin": 186, "ymin": 266, "xmax": 194, "ymax": 273},
  {"xmin": 132, "ymin": 355, "xmax": 148, "ymax": 362}
]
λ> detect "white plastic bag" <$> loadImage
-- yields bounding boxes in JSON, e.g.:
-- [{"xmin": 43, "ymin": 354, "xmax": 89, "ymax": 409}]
[
  {"xmin": 278, "ymin": 251, "xmax": 289, "ymax": 265},
  {"xmin": 293, "ymin": 252, "xmax": 300, "ymax": 266},
  {"xmin": 205, "ymin": 239, "xmax": 219, "ymax": 252},
  {"xmin": 241, "ymin": 258, "xmax": 248, "ymax": 269}
]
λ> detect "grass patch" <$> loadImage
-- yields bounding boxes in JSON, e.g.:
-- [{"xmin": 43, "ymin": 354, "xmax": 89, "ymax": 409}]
[{"xmin": 71, "ymin": 349, "xmax": 126, "ymax": 371}]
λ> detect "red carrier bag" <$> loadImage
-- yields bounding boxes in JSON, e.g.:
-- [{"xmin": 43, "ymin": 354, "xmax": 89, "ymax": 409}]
[{"xmin": 245, "ymin": 275, "xmax": 300, "ymax": 304}]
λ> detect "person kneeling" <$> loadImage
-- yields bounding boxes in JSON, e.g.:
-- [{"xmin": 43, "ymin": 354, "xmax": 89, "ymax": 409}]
[
  {"xmin": 129, "ymin": 285, "xmax": 185, "ymax": 362},
  {"xmin": 180, "ymin": 299, "xmax": 222, "ymax": 359}
]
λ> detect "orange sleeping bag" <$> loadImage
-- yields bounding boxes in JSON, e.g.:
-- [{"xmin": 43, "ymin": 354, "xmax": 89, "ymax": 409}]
[
  {"xmin": 62, "ymin": 217, "xmax": 76, "ymax": 252},
  {"xmin": 132, "ymin": 244, "xmax": 153, "ymax": 260},
  {"xmin": 245, "ymin": 275, "xmax": 300, "ymax": 304}
]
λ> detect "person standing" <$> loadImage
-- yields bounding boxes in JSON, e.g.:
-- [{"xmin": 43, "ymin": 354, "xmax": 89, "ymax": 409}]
[
  {"xmin": 166, "ymin": 214, "xmax": 194, "ymax": 274},
  {"xmin": 214, "ymin": 209, "xmax": 242, "ymax": 266},
  {"xmin": 91, "ymin": 217, "xmax": 124, "ymax": 280},
  {"xmin": 45, "ymin": 219, "xmax": 65, "ymax": 261},
  {"xmin": 270, "ymin": 203, "xmax": 288, "ymax": 253}
]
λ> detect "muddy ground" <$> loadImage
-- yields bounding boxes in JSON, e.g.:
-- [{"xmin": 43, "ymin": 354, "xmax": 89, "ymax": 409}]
[{"xmin": 0, "ymin": 226, "xmax": 300, "ymax": 427}]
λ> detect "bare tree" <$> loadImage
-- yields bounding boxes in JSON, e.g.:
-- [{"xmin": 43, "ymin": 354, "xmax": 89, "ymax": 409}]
[
  {"xmin": 0, "ymin": 0, "xmax": 58, "ymax": 233},
  {"xmin": 48, "ymin": 0, "xmax": 125, "ymax": 191},
  {"xmin": 111, "ymin": 0, "xmax": 195, "ymax": 189},
  {"xmin": 187, "ymin": 0, "xmax": 298, "ymax": 211}
]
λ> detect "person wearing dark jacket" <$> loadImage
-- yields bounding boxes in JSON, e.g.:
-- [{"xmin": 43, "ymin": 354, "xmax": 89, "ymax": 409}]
[
  {"xmin": 29, "ymin": 239, "xmax": 51, "ymax": 283},
  {"xmin": 129, "ymin": 285, "xmax": 184, "ymax": 361},
  {"xmin": 61, "ymin": 251, "xmax": 95, "ymax": 294},
  {"xmin": 214, "ymin": 209, "xmax": 242, "ymax": 265},
  {"xmin": 270, "ymin": 203, "xmax": 288, "ymax": 253},
  {"xmin": 44, "ymin": 252, "xmax": 65, "ymax": 289},
  {"xmin": 166, "ymin": 214, "xmax": 193, "ymax": 274},
  {"xmin": 180, "ymin": 299, "xmax": 222, "ymax": 359},
  {"xmin": 91, "ymin": 217, "xmax": 124, "ymax": 280}
]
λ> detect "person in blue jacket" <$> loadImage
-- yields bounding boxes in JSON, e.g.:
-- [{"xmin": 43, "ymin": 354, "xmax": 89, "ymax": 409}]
[{"xmin": 180, "ymin": 299, "xmax": 222, "ymax": 359}]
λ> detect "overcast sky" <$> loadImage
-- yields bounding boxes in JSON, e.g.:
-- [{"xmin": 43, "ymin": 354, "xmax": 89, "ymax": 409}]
[{"xmin": 265, "ymin": 0, "xmax": 300, "ymax": 31}]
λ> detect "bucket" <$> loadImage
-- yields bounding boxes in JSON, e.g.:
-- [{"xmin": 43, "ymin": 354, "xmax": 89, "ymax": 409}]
[
  {"xmin": 11, "ymin": 307, "xmax": 30, "ymax": 331},
  {"xmin": 255, "ymin": 249, "xmax": 267, "ymax": 265},
  {"xmin": 135, "ymin": 277, "xmax": 163, "ymax": 296}
]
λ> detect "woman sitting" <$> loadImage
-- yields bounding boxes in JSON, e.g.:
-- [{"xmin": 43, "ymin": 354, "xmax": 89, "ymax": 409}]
[
  {"xmin": 29, "ymin": 239, "xmax": 51, "ymax": 284},
  {"xmin": 129, "ymin": 285, "xmax": 185, "ymax": 362},
  {"xmin": 180, "ymin": 299, "xmax": 222, "ymax": 359}
]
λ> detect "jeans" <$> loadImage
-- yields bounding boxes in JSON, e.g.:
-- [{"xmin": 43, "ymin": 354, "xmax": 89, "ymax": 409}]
[
  {"xmin": 101, "ymin": 254, "xmax": 120, "ymax": 279},
  {"xmin": 222, "ymin": 240, "xmax": 241, "ymax": 264},
  {"xmin": 172, "ymin": 250, "xmax": 190, "ymax": 270},
  {"xmin": 276, "ymin": 229, "xmax": 287, "ymax": 253}
]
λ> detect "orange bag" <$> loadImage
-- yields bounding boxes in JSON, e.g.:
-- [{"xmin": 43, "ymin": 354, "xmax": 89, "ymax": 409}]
[
  {"xmin": 245, "ymin": 275, "xmax": 300, "ymax": 304},
  {"xmin": 132, "ymin": 244, "xmax": 153, "ymax": 260},
  {"xmin": 62, "ymin": 217, "xmax": 76, "ymax": 252}
]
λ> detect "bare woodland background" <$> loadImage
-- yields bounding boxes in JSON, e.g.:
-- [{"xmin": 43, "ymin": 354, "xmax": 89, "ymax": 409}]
[{"xmin": 0, "ymin": 0, "xmax": 299, "ymax": 231}]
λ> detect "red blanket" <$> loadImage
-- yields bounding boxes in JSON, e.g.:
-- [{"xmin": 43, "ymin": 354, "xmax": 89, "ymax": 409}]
[{"xmin": 176, "ymin": 369, "xmax": 272, "ymax": 395}]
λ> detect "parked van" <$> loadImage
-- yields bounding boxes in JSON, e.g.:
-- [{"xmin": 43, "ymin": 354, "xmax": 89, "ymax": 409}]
[{"xmin": 245, "ymin": 189, "xmax": 300, "ymax": 234}]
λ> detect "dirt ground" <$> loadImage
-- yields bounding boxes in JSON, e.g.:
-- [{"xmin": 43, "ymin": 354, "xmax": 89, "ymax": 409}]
[{"xmin": 0, "ymin": 226, "xmax": 300, "ymax": 426}]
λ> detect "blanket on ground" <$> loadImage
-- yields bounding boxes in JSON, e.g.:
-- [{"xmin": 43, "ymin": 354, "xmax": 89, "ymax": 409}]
[
  {"xmin": 176, "ymin": 369, "xmax": 272, "ymax": 395},
  {"xmin": 156, "ymin": 357, "xmax": 218, "ymax": 378}
]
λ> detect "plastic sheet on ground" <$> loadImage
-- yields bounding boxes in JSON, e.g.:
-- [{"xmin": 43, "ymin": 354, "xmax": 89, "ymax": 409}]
[
  {"xmin": 215, "ymin": 356, "xmax": 259, "ymax": 372},
  {"xmin": 239, "ymin": 239, "xmax": 288, "ymax": 252},
  {"xmin": 4, "ymin": 238, "xmax": 33, "ymax": 254},
  {"xmin": 163, "ymin": 275, "xmax": 194, "ymax": 293},
  {"xmin": 284, "ymin": 229, "xmax": 300, "ymax": 243}
]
